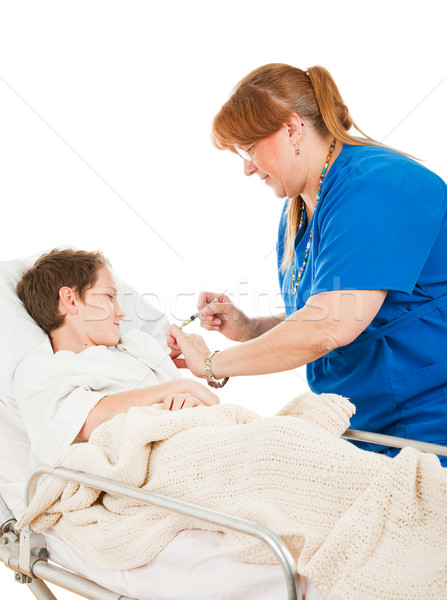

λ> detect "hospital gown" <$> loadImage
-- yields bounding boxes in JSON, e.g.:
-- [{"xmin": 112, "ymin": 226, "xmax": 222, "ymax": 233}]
[{"xmin": 14, "ymin": 329, "xmax": 181, "ymax": 467}]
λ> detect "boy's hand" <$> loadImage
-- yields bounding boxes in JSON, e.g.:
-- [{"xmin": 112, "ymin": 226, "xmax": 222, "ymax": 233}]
[
  {"xmin": 162, "ymin": 393, "xmax": 208, "ymax": 411},
  {"xmin": 166, "ymin": 324, "xmax": 211, "ymax": 376},
  {"xmin": 188, "ymin": 381, "xmax": 220, "ymax": 406}
]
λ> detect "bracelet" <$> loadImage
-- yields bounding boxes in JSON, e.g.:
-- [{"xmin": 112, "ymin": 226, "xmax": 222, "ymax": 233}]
[{"xmin": 204, "ymin": 351, "xmax": 229, "ymax": 389}]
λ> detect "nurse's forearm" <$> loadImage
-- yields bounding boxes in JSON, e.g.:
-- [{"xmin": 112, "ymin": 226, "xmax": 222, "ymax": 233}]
[
  {"xmin": 209, "ymin": 289, "xmax": 388, "ymax": 378},
  {"xmin": 246, "ymin": 312, "xmax": 286, "ymax": 339},
  {"xmin": 210, "ymin": 310, "xmax": 336, "ymax": 377}
]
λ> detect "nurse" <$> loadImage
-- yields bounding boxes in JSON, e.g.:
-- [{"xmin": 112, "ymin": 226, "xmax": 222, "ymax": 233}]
[{"xmin": 166, "ymin": 63, "xmax": 447, "ymax": 463}]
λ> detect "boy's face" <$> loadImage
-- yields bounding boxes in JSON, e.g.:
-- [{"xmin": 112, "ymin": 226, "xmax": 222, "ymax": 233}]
[{"xmin": 77, "ymin": 267, "xmax": 125, "ymax": 347}]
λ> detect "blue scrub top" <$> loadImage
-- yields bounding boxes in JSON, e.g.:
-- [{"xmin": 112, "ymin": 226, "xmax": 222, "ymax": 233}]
[{"xmin": 277, "ymin": 143, "xmax": 447, "ymax": 464}]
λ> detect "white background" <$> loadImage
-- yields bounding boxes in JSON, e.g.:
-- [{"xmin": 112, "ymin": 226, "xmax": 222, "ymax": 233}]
[{"xmin": 0, "ymin": 1, "xmax": 445, "ymax": 597}]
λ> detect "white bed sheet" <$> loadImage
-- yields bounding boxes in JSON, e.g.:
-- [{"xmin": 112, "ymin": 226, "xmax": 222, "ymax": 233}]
[{"xmin": 0, "ymin": 400, "xmax": 324, "ymax": 600}]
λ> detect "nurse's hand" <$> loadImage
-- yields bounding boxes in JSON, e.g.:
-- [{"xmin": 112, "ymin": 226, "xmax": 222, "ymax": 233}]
[
  {"xmin": 197, "ymin": 291, "xmax": 253, "ymax": 342},
  {"xmin": 166, "ymin": 324, "xmax": 211, "ymax": 378}
]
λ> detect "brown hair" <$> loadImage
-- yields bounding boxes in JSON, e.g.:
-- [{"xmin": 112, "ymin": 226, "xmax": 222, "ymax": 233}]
[
  {"xmin": 17, "ymin": 249, "xmax": 110, "ymax": 334},
  {"xmin": 212, "ymin": 63, "xmax": 409, "ymax": 270}
]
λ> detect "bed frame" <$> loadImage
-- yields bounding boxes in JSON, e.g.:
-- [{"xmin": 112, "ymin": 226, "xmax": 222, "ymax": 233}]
[{"xmin": 1, "ymin": 431, "xmax": 446, "ymax": 600}]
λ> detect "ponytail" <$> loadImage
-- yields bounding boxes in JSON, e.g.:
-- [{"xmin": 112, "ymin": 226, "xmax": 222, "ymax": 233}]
[{"xmin": 306, "ymin": 66, "xmax": 399, "ymax": 149}]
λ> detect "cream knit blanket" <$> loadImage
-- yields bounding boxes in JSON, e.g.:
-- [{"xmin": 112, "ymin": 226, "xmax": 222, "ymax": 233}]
[{"xmin": 18, "ymin": 393, "xmax": 447, "ymax": 599}]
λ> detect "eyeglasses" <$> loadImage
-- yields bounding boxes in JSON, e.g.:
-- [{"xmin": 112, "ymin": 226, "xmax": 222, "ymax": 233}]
[{"xmin": 236, "ymin": 143, "xmax": 256, "ymax": 161}]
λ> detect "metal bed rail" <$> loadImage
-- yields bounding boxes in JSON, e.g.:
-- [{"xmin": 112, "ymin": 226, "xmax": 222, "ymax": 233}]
[
  {"xmin": 1, "ymin": 486, "xmax": 135, "ymax": 600},
  {"xmin": 0, "ymin": 541, "xmax": 134, "ymax": 600},
  {"xmin": 19, "ymin": 466, "xmax": 299, "ymax": 600},
  {"xmin": 343, "ymin": 429, "xmax": 447, "ymax": 457}
]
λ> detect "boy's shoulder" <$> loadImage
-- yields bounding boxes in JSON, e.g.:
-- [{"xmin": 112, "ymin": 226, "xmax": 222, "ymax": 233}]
[
  {"xmin": 15, "ymin": 337, "xmax": 55, "ymax": 376},
  {"xmin": 14, "ymin": 337, "xmax": 60, "ymax": 403}
]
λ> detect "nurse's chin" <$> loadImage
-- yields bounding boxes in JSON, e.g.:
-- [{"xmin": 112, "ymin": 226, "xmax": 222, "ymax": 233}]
[
  {"xmin": 273, "ymin": 187, "xmax": 288, "ymax": 199},
  {"xmin": 268, "ymin": 182, "xmax": 289, "ymax": 199}
]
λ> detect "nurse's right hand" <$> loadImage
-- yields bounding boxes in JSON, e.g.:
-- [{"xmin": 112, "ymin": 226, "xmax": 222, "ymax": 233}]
[{"xmin": 197, "ymin": 291, "xmax": 253, "ymax": 342}]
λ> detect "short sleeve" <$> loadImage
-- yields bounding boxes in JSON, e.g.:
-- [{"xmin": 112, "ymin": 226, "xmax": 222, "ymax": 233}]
[
  {"xmin": 311, "ymin": 171, "xmax": 447, "ymax": 296},
  {"xmin": 15, "ymin": 348, "xmax": 105, "ymax": 467}
]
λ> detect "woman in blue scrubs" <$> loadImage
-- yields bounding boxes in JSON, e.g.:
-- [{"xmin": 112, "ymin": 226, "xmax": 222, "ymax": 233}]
[{"xmin": 166, "ymin": 63, "xmax": 447, "ymax": 464}]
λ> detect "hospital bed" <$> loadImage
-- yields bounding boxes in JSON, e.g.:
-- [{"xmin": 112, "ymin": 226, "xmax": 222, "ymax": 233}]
[
  {"xmin": 0, "ymin": 397, "xmax": 302, "ymax": 600},
  {"xmin": 1, "ymin": 251, "xmax": 446, "ymax": 600}
]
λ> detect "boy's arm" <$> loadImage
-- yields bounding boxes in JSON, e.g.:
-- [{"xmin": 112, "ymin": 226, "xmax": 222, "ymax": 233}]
[{"xmin": 77, "ymin": 378, "xmax": 219, "ymax": 441}]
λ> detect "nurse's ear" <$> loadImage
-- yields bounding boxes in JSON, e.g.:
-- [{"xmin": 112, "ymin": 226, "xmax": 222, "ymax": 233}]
[
  {"xmin": 284, "ymin": 113, "xmax": 305, "ymax": 146},
  {"xmin": 58, "ymin": 286, "xmax": 79, "ymax": 316}
]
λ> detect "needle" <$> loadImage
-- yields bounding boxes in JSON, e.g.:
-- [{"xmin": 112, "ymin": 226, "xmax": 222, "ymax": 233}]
[{"xmin": 180, "ymin": 298, "xmax": 219, "ymax": 328}]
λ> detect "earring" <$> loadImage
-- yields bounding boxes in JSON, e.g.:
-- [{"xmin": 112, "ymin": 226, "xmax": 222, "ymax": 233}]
[{"xmin": 296, "ymin": 132, "xmax": 302, "ymax": 155}]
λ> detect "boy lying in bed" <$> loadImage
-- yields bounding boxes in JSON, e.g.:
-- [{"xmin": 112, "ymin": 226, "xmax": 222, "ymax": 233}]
[{"xmin": 15, "ymin": 248, "xmax": 219, "ymax": 468}]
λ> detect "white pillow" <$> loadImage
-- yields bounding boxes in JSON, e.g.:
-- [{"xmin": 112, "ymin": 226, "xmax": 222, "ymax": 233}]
[{"xmin": 0, "ymin": 249, "xmax": 170, "ymax": 413}]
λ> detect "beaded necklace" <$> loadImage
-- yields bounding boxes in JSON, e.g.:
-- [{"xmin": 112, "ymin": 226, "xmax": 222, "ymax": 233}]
[{"xmin": 291, "ymin": 139, "xmax": 336, "ymax": 295}]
